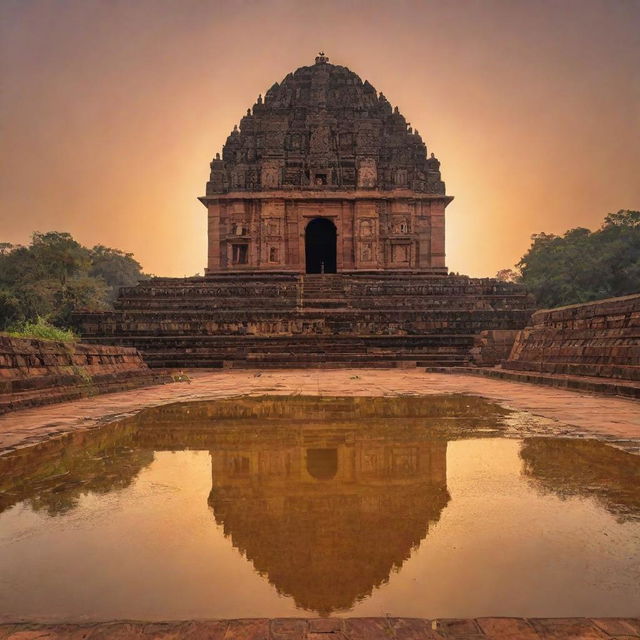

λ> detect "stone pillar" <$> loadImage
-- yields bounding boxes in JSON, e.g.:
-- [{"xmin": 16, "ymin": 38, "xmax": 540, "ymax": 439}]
[
  {"xmin": 416, "ymin": 200, "xmax": 432, "ymax": 268},
  {"xmin": 343, "ymin": 200, "xmax": 356, "ymax": 270},
  {"xmin": 207, "ymin": 201, "xmax": 221, "ymax": 273},
  {"xmin": 286, "ymin": 201, "xmax": 301, "ymax": 270},
  {"xmin": 430, "ymin": 199, "xmax": 446, "ymax": 268}
]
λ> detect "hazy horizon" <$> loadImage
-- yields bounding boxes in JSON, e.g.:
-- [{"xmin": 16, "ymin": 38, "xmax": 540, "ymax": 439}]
[{"xmin": 1, "ymin": 0, "xmax": 639, "ymax": 277}]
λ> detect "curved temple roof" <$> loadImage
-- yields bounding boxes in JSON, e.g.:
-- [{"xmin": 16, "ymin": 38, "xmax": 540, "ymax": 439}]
[{"xmin": 206, "ymin": 54, "xmax": 445, "ymax": 195}]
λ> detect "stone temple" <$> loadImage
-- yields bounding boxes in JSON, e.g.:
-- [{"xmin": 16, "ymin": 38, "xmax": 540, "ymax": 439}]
[
  {"xmin": 76, "ymin": 54, "xmax": 534, "ymax": 367},
  {"xmin": 203, "ymin": 52, "xmax": 448, "ymax": 275}
]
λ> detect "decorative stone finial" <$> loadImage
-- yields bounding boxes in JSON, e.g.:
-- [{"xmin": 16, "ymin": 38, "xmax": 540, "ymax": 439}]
[
  {"xmin": 315, "ymin": 51, "xmax": 329, "ymax": 64},
  {"xmin": 216, "ymin": 152, "xmax": 220, "ymax": 160},
  {"xmin": 257, "ymin": 94, "xmax": 262, "ymax": 104}
]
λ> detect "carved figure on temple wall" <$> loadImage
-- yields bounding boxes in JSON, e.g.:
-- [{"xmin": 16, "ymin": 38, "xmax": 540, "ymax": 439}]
[{"xmin": 357, "ymin": 158, "xmax": 377, "ymax": 188}]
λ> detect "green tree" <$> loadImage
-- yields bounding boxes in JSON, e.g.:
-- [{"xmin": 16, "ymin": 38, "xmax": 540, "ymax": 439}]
[
  {"xmin": 516, "ymin": 210, "xmax": 640, "ymax": 308},
  {"xmin": 0, "ymin": 231, "xmax": 149, "ymax": 330},
  {"xmin": 89, "ymin": 245, "xmax": 148, "ymax": 303}
]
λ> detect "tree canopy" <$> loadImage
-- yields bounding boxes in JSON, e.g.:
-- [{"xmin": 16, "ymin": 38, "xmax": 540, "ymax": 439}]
[
  {"xmin": 504, "ymin": 210, "xmax": 640, "ymax": 309},
  {"xmin": 0, "ymin": 232, "xmax": 149, "ymax": 330}
]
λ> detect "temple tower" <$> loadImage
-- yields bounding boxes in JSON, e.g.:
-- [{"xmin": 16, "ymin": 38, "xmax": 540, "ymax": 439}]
[{"xmin": 200, "ymin": 54, "xmax": 451, "ymax": 274}]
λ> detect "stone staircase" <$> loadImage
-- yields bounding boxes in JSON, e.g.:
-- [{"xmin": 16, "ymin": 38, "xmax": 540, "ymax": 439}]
[
  {"xmin": 94, "ymin": 335, "xmax": 474, "ymax": 369},
  {"xmin": 300, "ymin": 274, "xmax": 346, "ymax": 310},
  {"xmin": 74, "ymin": 272, "xmax": 534, "ymax": 370}
]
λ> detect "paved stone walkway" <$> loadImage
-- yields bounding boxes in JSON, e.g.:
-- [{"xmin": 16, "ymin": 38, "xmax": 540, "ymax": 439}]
[
  {"xmin": 0, "ymin": 369, "xmax": 638, "ymax": 456},
  {"xmin": 1, "ymin": 617, "xmax": 640, "ymax": 639}
]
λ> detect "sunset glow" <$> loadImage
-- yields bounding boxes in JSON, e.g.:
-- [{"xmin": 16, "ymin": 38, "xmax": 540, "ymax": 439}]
[{"xmin": 1, "ymin": 0, "xmax": 638, "ymax": 277}]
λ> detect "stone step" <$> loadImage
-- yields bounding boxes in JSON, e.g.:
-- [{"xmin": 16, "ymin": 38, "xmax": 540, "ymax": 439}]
[
  {"xmin": 242, "ymin": 353, "xmax": 468, "ymax": 362},
  {"xmin": 226, "ymin": 360, "xmax": 417, "ymax": 369},
  {"xmin": 82, "ymin": 334, "xmax": 476, "ymax": 344},
  {"xmin": 503, "ymin": 361, "xmax": 640, "ymax": 381},
  {"xmin": 425, "ymin": 366, "xmax": 640, "ymax": 399},
  {"xmin": 140, "ymin": 354, "xmax": 471, "ymax": 369}
]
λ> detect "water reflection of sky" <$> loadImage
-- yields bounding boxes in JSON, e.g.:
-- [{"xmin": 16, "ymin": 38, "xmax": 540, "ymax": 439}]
[{"xmin": 0, "ymin": 396, "xmax": 638, "ymax": 620}]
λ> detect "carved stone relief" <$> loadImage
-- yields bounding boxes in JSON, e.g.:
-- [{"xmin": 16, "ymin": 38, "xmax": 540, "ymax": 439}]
[
  {"xmin": 391, "ymin": 216, "xmax": 410, "ymax": 234},
  {"xmin": 357, "ymin": 158, "xmax": 377, "ymax": 188},
  {"xmin": 360, "ymin": 242, "xmax": 374, "ymax": 262},
  {"xmin": 359, "ymin": 218, "xmax": 375, "ymax": 238},
  {"xmin": 310, "ymin": 125, "xmax": 331, "ymax": 153},
  {"xmin": 392, "ymin": 244, "xmax": 410, "ymax": 264},
  {"xmin": 261, "ymin": 161, "xmax": 281, "ymax": 188},
  {"xmin": 263, "ymin": 219, "xmax": 281, "ymax": 237}
]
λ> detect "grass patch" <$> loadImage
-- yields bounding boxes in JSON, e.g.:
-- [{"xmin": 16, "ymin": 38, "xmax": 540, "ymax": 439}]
[{"xmin": 6, "ymin": 317, "xmax": 78, "ymax": 343}]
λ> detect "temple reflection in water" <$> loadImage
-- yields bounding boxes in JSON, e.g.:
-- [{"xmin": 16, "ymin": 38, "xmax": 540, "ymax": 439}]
[
  {"xmin": 1, "ymin": 395, "xmax": 638, "ymax": 615},
  {"xmin": 207, "ymin": 421, "xmax": 449, "ymax": 613}
]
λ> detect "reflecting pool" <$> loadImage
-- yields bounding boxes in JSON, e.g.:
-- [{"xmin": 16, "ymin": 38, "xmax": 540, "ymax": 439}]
[{"xmin": 0, "ymin": 395, "xmax": 638, "ymax": 620}]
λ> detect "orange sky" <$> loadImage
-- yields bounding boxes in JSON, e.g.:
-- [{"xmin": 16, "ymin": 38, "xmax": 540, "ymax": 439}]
[{"xmin": 1, "ymin": 0, "xmax": 638, "ymax": 277}]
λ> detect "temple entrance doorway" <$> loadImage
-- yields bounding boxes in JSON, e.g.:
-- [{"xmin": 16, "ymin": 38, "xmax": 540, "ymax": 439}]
[
  {"xmin": 306, "ymin": 448, "xmax": 338, "ymax": 480},
  {"xmin": 305, "ymin": 218, "xmax": 337, "ymax": 273}
]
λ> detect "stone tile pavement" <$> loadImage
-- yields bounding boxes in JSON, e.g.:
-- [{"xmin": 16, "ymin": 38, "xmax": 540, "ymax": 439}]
[
  {"xmin": 0, "ymin": 369, "xmax": 639, "ymax": 456},
  {"xmin": 1, "ymin": 617, "xmax": 640, "ymax": 639}
]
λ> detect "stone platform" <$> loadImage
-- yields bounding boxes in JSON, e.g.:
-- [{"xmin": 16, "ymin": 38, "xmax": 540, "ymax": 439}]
[
  {"xmin": 503, "ymin": 294, "xmax": 640, "ymax": 381},
  {"xmin": 74, "ymin": 273, "xmax": 534, "ymax": 368},
  {"xmin": 0, "ymin": 336, "xmax": 170, "ymax": 414},
  {"xmin": 431, "ymin": 294, "xmax": 640, "ymax": 399},
  {"xmin": 1, "ymin": 617, "xmax": 639, "ymax": 639}
]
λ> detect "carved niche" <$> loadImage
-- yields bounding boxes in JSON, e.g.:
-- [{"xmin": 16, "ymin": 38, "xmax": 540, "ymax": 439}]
[
  {"xmin": 357, "ymin": 158, "xmax": 377, "ymax": 188},
  {"xmin": 262, "ymin": 218, "xmax": 281, "ymax": 237},
  {"xmin": 356, "ymin": 126, "xmax": 377, "ymax": 152},
  {"xmin": 310, "ymin": 125, "xmax": 331, "ymax": 154},
  {"xmin": 339, "ymin": 133, "xmax": 353, "ymax": 151},
  {"xmin": 359, "ymin": 242, "xmax": 374, "ymax": 263},
  {"xmin": 391, "ymin": 243, "xmax": 411, "ymax": 265},
  {"xmin": 267, "ymin": 245, "xmax": 280, "ymax": 264},
  {"xmin": 230, "ymin": 218, "xmax": 249, "ymax": 236},
  {"xmin": 261, "ymin": 161, "xmax": 281, "ymax": 188},
  {"xmin": 391, "ymin": 216, "xmax": 410, "ymax": 235},
  {"xmin": 394, "ymin": 169, "xmax": 408, "ymax": 187},
  {"xmin": 230, "ymin": 169, "xmax": 246, "ymax": 189},
  {"xmin": 359, "ymin": 218, "xmax": 375, "ymax": 238}
]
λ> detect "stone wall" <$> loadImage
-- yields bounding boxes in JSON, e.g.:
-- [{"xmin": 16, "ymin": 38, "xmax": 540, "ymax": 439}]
[
  {"xmin": 469, "ymin": 330, "xmax": 521, "ymax": 367},
  {"xmin": 0, "ymin": 336, "xmax": 170, "ymax": 413},
  {"xmin": 503, "ymin": 294, "xmax": 640, "ymax": 380}
]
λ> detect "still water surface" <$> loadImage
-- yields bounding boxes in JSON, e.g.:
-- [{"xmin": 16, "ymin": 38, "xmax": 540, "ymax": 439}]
[{"xmin": 0, "ymin": 395, "xmax": 639, "ymax": 620}]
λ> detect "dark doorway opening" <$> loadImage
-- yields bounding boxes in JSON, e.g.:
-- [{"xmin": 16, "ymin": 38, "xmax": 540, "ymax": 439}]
[
  {"xmin": 305, "ymin": 218, "xmax": 337, "ymax": 273},
  {"xmin": 306, "ymin": 448, "xmax": 338, "ymax": 480}
]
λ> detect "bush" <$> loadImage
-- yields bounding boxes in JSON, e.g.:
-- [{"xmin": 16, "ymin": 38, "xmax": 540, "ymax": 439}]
[{"xmin": 6, "ymin": 317, "xmax": 78, "ymax": 342}]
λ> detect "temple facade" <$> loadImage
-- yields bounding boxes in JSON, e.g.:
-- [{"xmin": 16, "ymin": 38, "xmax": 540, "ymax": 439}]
[
  {"xmin": 201, "ymin": 54, "xmax": 449, "ymax": 274},
  {"xmin": 74, "ymin": 55, "xmax": 535, "ymax": 369}
]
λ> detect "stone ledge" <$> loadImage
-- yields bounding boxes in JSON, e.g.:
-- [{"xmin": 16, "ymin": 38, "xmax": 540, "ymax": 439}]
[
  {"xmin": 0, "ymin": 336, "xmax": 172, "ymax": 415},
  {"xmin": 0, "ymin": 617, "xmax": 638, "ymax": 639},
  {"xmin": 425, "ymin": 366, "xmax": 640, "ymax": 399}
]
